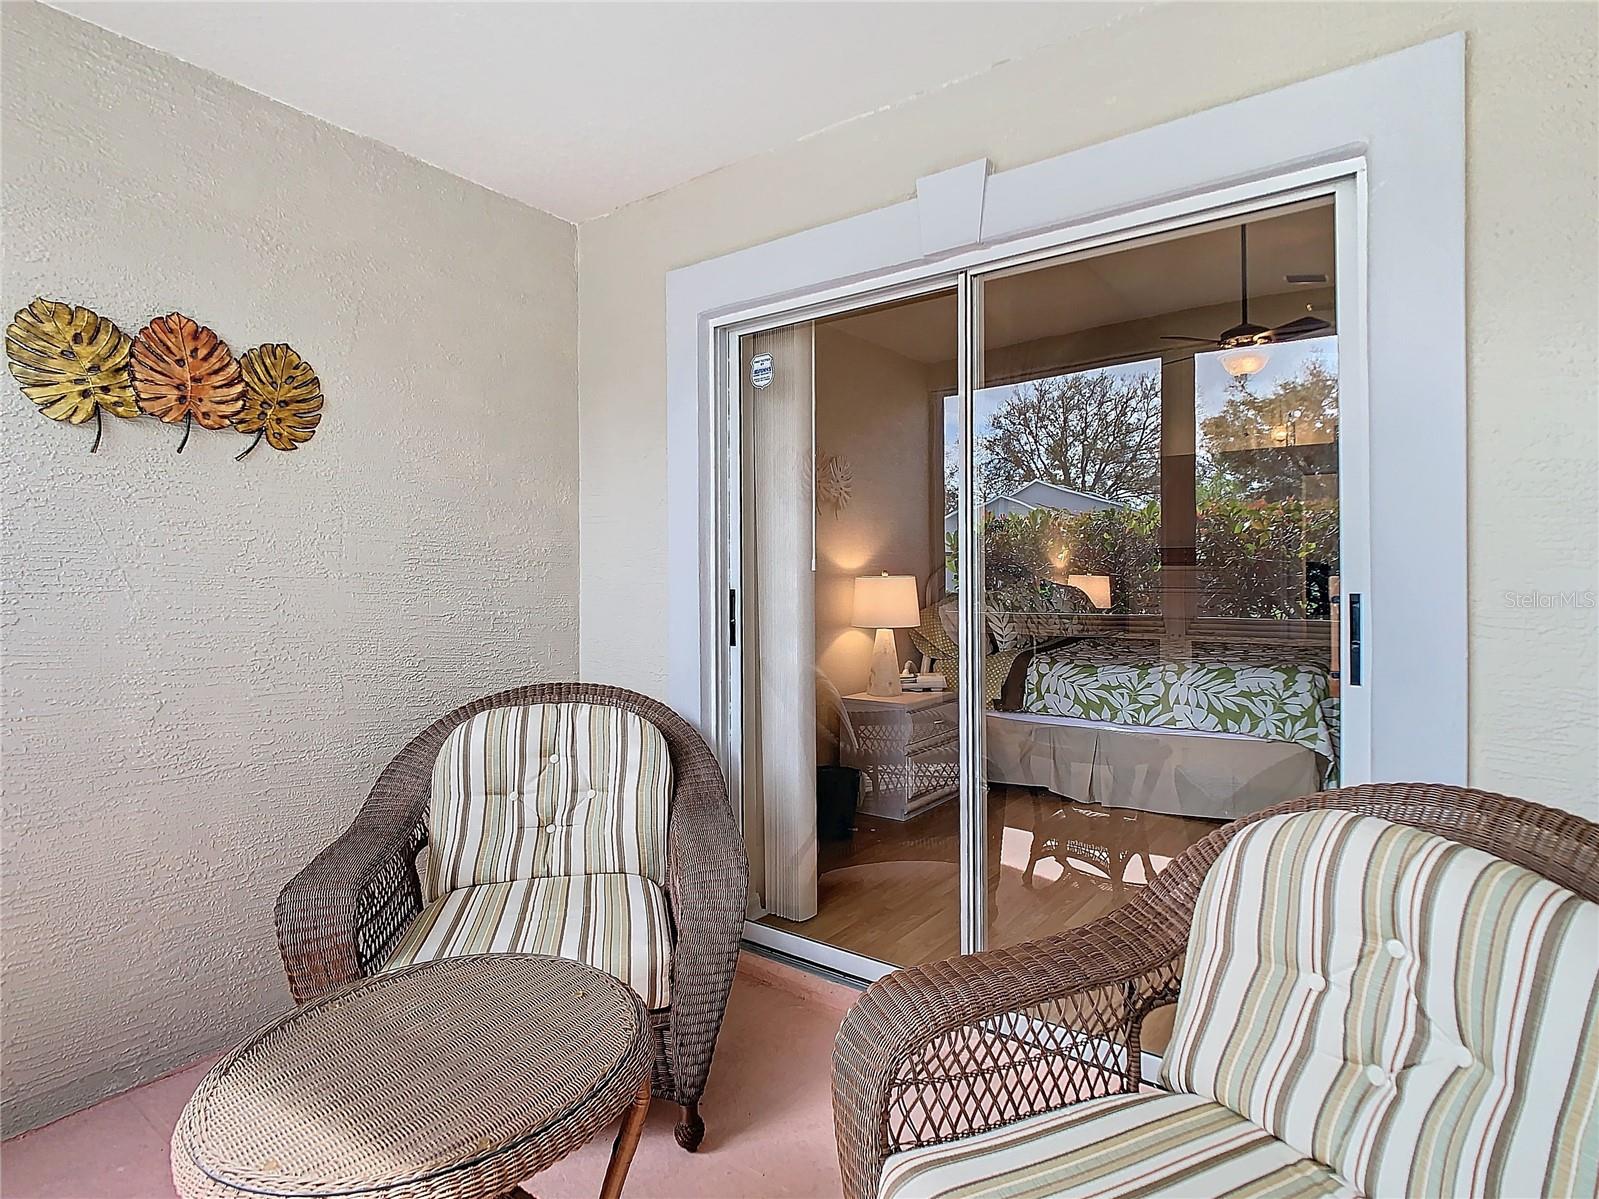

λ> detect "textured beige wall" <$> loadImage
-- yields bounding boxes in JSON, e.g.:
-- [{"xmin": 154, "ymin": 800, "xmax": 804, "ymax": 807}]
[
  {"xmin": 577, "ymin": 3, "xmax": 1598, "ymax": 818},
  {"xmin": 1, "ymin": 3, "xmax": 578, "ymax": 1132},
  {"xmin": 813, "ymin": 326, "xmax": 941, "ymax": 701}
]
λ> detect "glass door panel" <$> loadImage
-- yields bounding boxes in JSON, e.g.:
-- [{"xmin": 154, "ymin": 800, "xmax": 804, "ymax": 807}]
[
  {"xmin": 973, "ymin": 200, "xmax": 1343, "ymax": 956},
  {"xmin": 740, "ymin": 288, "xmax": 969, "ymax": 969}
]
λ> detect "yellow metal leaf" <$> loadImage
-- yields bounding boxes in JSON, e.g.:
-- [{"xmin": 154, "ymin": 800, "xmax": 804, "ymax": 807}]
[
  {"xmin": 235, "ymin": 344, "xmax": 323, "ymax": 458},
  {"xmin": 6, "ymin": 298, "xmax": 139, "ymax": 425}
]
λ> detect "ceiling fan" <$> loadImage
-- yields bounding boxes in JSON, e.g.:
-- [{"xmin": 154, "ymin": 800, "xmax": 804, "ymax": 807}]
[{"xmin": 1161, "ymin": 224, "xmax": 1331, "ymax": 376}]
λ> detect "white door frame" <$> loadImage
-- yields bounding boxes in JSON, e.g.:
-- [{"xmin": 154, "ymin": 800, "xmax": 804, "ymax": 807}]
[{"xmin": 668, "ymin": 35, "xmax": 1465, "ymax": 800}]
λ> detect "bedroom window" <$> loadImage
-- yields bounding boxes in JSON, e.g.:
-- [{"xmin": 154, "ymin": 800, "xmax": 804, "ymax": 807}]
[
  {"xmin": 1194, "ymin": 334, "xmax": 1339, "ymax": 625},
  {"xmin": 946, "ymin": 358, "xmax": 1163, "ymax": 618}
]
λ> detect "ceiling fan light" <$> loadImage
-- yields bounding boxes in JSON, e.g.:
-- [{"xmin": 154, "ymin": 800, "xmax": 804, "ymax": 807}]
[{"xmin": 1220, "ymin": 346, "xmax": 1270, "ymax": 378}]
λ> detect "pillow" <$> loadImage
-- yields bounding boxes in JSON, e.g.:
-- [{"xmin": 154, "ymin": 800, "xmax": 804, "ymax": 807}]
[
  {"xmin": 425, "ymin": 702, "xmax": 672, "ymax": 897},
  {"xmin": 906, "ymin": 599, "xmax": 1019, "ymax": 707},
  {"xmin": 908, "ymin": 598, "xmax": 965, "ymax": 666},
  {"xmin": 986, "ymin": 581, "xmax": 1085, "ymax": 652}
]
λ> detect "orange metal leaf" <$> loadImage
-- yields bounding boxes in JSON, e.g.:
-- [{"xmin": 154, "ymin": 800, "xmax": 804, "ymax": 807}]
[{"xmin": 131, "ymin": 313, "xmax": 245, "ymax": 438}]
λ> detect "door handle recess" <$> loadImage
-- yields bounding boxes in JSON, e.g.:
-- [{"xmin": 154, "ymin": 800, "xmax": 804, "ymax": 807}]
[{"xmin": 1348, "ymin": 593, "xmax": 1362, "ymax": 687}]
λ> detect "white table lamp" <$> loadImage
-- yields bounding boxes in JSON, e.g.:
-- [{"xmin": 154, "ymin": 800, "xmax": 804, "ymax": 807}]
[{"xmin": 852, "ymin": 573, "xmax": 920, "ymax": 696}]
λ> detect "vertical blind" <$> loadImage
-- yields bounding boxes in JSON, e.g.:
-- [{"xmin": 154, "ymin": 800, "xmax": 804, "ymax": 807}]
[{"xmin": 742, "ymin": 323, "xmax": 818, "ymax": 921}]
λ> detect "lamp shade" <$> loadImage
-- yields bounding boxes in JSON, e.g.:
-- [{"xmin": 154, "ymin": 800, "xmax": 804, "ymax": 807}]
[
  {"xmin": 852, "ymin": 573, "xmax": 920, "ymax": 629},
  {"xmin": 1219, "ymin": 346, "xmax": 1270, "ymax": 378},
  {"xmin": 1067, "ymin": 573, "xmax": 1112, "ymax": 610}
]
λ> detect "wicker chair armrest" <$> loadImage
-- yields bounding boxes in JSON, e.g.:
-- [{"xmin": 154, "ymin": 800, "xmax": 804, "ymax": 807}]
[
  {"xmin": 275, "ymin": 689, "xmax": 498, "ymax": 1005},
  {"xmin": 276, "ymin": 770, "xmax": 434, "ymax": 1003},
  {"xmin": 831, "ymin": 902, "xmax": 1186, "ymax": 1199},
  {"xmin": 663, "ymin": 726, "xmax": 748, "ymax": 1106}
]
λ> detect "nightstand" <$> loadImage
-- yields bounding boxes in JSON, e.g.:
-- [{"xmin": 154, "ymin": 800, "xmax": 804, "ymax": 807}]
[{"xmin": 841, "ymin": 691, "xmax": 959, "ymax": 820}]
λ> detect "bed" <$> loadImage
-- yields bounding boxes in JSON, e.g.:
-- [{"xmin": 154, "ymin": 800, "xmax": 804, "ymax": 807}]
[{"xmin": 986, "ymin": 637, "xmax": 1338, "ymax": 822}]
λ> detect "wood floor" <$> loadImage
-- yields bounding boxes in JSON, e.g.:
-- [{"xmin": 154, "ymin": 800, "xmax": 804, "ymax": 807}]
[{"xmin": 759, "ymin": 785, "xmax": 1221, "ymax": 968}]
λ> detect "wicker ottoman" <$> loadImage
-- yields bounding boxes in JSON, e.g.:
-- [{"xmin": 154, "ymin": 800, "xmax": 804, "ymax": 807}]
[{"xmin": 171, "ymin": 954, "xmax": 653, "ymax": 1199}]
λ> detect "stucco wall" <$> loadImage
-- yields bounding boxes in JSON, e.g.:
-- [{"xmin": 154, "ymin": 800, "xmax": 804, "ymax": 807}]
[
  {"xmin": 814, "ymin": 325, "xmax": 942, "ymax": 702},
  {"xmin": 1, "ymin": 3, "xmax": 578, "ymax": 1132},
  {"xmin": 577, "ymin": 3, "xmax": 1598, "ymax": 818}
]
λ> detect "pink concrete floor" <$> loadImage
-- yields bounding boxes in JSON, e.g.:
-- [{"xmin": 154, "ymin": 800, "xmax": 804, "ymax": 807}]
[{"xmin": 2, "ymin": 956, "xmax": 860, "ymax": 1199}]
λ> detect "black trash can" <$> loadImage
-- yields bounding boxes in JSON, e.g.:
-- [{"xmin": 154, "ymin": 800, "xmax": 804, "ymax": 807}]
[{"xmin": 817, "ymin": 765, "xmax": 861, "ymax": 841}]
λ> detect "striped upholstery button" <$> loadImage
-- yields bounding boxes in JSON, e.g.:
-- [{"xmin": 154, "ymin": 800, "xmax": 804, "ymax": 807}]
[
  {"xmin": 1303, "ymin": 973, "xmax": 1326, "ymax": 993},
  {"xmin": 548, "ymin": 754, "xmax": 560, "ymax": 763},
  {"xmin": 1385, "ymin": 939, "xmax": 1407, "ymax": 959},
  {"xmin": 586, "ymin": 788, "xmax": 597, "ymax": 799},
  {"xmin": 1454, "ymin": 1045, "xmax": 1474, "ymax": 1069},
  {"xmin": 1365, "ymin": 1065, "xmax": 1388, "ymax": 1086}
]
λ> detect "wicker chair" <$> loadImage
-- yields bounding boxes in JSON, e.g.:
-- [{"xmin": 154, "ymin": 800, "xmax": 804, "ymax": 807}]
[
  {"xmin": 276, "ymin": 683, "xmax": 747, "ymax": 1152},
  {"xmin": 833, "ymin": 783, "xmax": 1599, "ymax": 1198}
]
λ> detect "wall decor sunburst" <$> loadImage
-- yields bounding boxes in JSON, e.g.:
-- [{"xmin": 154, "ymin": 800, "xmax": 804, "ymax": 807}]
[{"xmin": 816, "ymin": 452, "xmax": 854, "ymax": 517}]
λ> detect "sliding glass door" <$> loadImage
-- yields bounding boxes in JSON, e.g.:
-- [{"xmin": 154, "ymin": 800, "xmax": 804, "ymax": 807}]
[
  {"xmin": 738, "ymin": 288, "xmax": 970, "ymax": 973},
  {"xmin": 971, "ymin": 200, "xmax": 1343, "ymax": 958},
  {"xmin": 732, "ymin": 190, "xmax": 1356, "ymax": 980}
]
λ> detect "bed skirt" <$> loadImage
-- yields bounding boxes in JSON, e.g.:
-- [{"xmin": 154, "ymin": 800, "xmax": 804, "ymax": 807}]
[{"xmin": 985, "ymin": 711, "xmax": 1324, "ymax": 822}]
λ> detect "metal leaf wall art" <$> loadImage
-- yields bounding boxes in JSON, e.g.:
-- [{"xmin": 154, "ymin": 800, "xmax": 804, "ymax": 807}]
[
  {"xmin": 4, "ymin": 299, "xmax": 140, "ymax": 451},
  {"xmin": 5, "ymin": 297, "xmax": 324, "ymax": 459},
  {"xmin": 235, "ymin": 344, "xmax": 323, "ymax": 459},
  {"xmin": 133, "ymin": 313, "xmax": 245, "ymax": 452}
]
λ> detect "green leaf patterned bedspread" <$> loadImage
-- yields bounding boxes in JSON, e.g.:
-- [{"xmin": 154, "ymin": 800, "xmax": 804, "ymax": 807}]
[{"xmin": 1023, "ymin": 639, "xmax": 1337, "ymax": 761}]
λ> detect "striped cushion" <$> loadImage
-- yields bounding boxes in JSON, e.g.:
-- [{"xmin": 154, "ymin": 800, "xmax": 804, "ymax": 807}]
[
  {"xmin": 381, "ymin": 873, "xmax": 674, "ymax": 1008},
  {"xmin": 425, "ymin": 703, "xmax": 671, "ymax": 896},
  {"xmin": 877, "ymin": 1091, "xmax": 1354, "ymax": 1199},
  {"xmin": 1162, "ymin": 809, "xmax": 1599, "ymax": 1199},
  {"xmin": 908, "ymin": 601, "xmax": 1017, "ymax": 707}
]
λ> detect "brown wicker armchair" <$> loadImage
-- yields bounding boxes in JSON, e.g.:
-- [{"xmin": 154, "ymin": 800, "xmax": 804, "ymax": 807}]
[
  {"xmin": 832, "ymin": 783, "xmax": 1599, "ymax": 1199},
  {"xmin": 275, "ymin": 683, "xmax": 747, "ymax": 1152}
]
